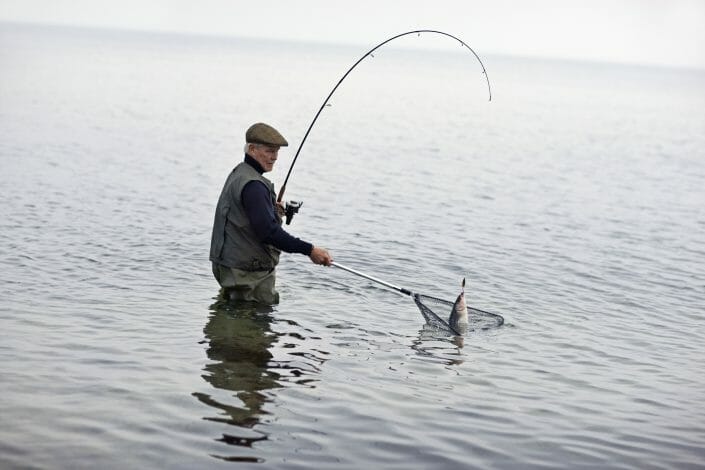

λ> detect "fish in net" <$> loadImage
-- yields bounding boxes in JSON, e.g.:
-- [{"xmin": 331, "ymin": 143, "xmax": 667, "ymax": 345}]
[
  {"xmin": 413, "ymin": 293, "xmax": 504, "ymax": 335},
  {"xmin": 331, "ymin": 262, "xmax": 505, "ymax": 335}
]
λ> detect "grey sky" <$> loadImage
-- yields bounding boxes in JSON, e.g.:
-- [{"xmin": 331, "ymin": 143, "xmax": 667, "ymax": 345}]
[{"xmin": 2, "ymin": 0, "xmax": 704, "ymax": 68}]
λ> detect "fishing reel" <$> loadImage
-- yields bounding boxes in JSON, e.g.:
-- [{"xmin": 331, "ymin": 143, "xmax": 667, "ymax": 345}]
[{"xmin": 284, "ymin": 200, "xmax": 303, "ymax": 225}]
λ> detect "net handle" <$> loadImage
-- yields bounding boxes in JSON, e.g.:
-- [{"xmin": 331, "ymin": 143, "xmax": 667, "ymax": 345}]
[
  {"xmin": 331, "ymin": 262, "xmax": 505, "ymax": 330},
  {"xmin": 331, "ymin": 262, "xmax": 413, "ymax": 296}
]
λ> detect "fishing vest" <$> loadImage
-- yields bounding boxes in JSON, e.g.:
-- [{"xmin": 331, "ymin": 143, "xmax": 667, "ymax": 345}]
[{"xmin": 210, "ymin": 161, "xmax": 282, "ymax": 271}]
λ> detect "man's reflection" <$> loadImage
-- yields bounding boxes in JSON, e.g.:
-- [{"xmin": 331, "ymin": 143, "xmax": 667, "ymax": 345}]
[{"xmin": 193, "ymin": 294, "xmax": 281, "ymax": 457}]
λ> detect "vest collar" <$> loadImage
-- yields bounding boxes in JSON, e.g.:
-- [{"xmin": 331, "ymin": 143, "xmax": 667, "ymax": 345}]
[{"xmin": 244, "ymin": 153, "xmax": 265, "ymax": 174}]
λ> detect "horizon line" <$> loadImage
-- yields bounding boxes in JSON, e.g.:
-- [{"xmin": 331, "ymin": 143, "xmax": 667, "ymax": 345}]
[{"xmin": 2, "ymin": 19, "xmax": 704, "ymax": 73}]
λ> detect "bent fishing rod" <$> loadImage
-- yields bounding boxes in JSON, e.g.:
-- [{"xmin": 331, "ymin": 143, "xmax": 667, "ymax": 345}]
[{"xmin": 277, "ymin": 29, "xmax": 492, "ymax": 204}]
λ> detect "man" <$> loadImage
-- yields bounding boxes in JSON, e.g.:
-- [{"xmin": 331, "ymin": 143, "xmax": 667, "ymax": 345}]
[{"xmin": 210, "ymin": 122, "xmax": 333, "ymax": 304}]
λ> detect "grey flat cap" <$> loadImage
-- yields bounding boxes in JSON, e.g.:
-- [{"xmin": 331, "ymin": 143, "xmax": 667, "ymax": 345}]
[{"xmin": 245, "ymin": 122, "xmax": 288, "ymax": 147}]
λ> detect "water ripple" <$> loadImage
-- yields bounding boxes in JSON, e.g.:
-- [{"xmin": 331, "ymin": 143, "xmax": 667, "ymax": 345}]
[{"xmin": 2, "ymin": 24, "xmax": 705, "ymax": 469}]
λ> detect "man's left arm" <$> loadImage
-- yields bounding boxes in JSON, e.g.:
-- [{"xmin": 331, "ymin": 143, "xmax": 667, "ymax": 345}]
[{"xmin": 242, "ymin": 181, "xmax": 313, "ymax": 255}]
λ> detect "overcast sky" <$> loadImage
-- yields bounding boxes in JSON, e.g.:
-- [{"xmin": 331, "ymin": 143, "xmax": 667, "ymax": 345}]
[{"xmin": 2, "ymin": 0, "xmax": 704, "ymax": 69}]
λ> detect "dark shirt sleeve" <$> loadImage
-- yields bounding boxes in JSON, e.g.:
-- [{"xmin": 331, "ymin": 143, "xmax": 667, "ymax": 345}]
[{"xmin": 241, "ymin": 181, "xmax": 313, "ymax": 256}]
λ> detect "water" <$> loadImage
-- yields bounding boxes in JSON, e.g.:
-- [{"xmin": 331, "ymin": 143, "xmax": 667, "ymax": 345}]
[{"xmin": 1, "ymin": 23, "xmax": 704, "ymax": 469}]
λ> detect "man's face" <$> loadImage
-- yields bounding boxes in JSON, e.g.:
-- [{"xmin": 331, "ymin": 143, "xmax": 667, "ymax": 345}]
[{"xmin": 249, "ymin": 144, "xmax": 280, "ymax": 173}]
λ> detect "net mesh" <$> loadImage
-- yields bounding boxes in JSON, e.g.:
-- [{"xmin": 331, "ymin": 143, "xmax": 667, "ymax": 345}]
[{"xmin": 413, "ymin": 293, "xmax": 504, "ymax": 334}]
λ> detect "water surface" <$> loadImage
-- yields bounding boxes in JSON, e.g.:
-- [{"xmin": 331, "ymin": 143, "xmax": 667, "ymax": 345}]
[{"xmin": 1, "ymin": 23, "xmax": 704, "ymax": 469}]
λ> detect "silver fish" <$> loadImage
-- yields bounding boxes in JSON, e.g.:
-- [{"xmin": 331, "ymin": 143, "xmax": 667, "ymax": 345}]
[{"xmin": 448, "ymin": 277, "xmax": 468, "ymax": 334}]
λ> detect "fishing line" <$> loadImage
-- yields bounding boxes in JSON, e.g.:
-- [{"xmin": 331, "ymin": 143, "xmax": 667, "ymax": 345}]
[{"xmin": 277, "ymin": 29, "xmax": 492, "ymax": 203}]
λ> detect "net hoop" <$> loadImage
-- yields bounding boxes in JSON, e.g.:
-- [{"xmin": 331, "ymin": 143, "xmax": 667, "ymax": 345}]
[{"xmin": 413, "ymin": 293, "xmax": 504, "ymax": 335}]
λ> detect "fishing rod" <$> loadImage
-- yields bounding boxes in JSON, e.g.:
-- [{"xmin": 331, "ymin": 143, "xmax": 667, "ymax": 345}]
[{"xmin": 277, "ymin": 29, "xmax": 492, "ymax": 204}]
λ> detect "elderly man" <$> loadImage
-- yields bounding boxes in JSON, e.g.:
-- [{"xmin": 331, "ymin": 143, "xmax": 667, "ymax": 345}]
[{"xmin": 210, "ymin": 122, "xmax": 333, "ymax": 304}]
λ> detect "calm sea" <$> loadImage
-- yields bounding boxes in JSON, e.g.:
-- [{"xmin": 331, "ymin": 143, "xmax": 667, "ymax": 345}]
[{"xmin": 1, "ymin": 22, "xmax": 704, "ymax": 469}]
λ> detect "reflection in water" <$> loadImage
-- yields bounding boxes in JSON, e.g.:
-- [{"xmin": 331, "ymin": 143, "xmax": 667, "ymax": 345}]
[
  {"xmin": 411, "ymin": 327, "xmax": 466, "ymax": 366},
  {"xmin": 411, "ymin": 308, "xmax": 505, "ymax": 365},
  {"xmin": 193, "ymin": 295, "xmax": 280, "ymax": 463},
  {"xmin": 194, "ymin": 293, "xmax": 329, "ymax": 463}
]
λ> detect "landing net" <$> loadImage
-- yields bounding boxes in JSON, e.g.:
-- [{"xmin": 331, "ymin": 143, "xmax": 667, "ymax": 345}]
[{"xmin": 413, "ymin": 293, "xmax": 504, "ymax": 334}]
